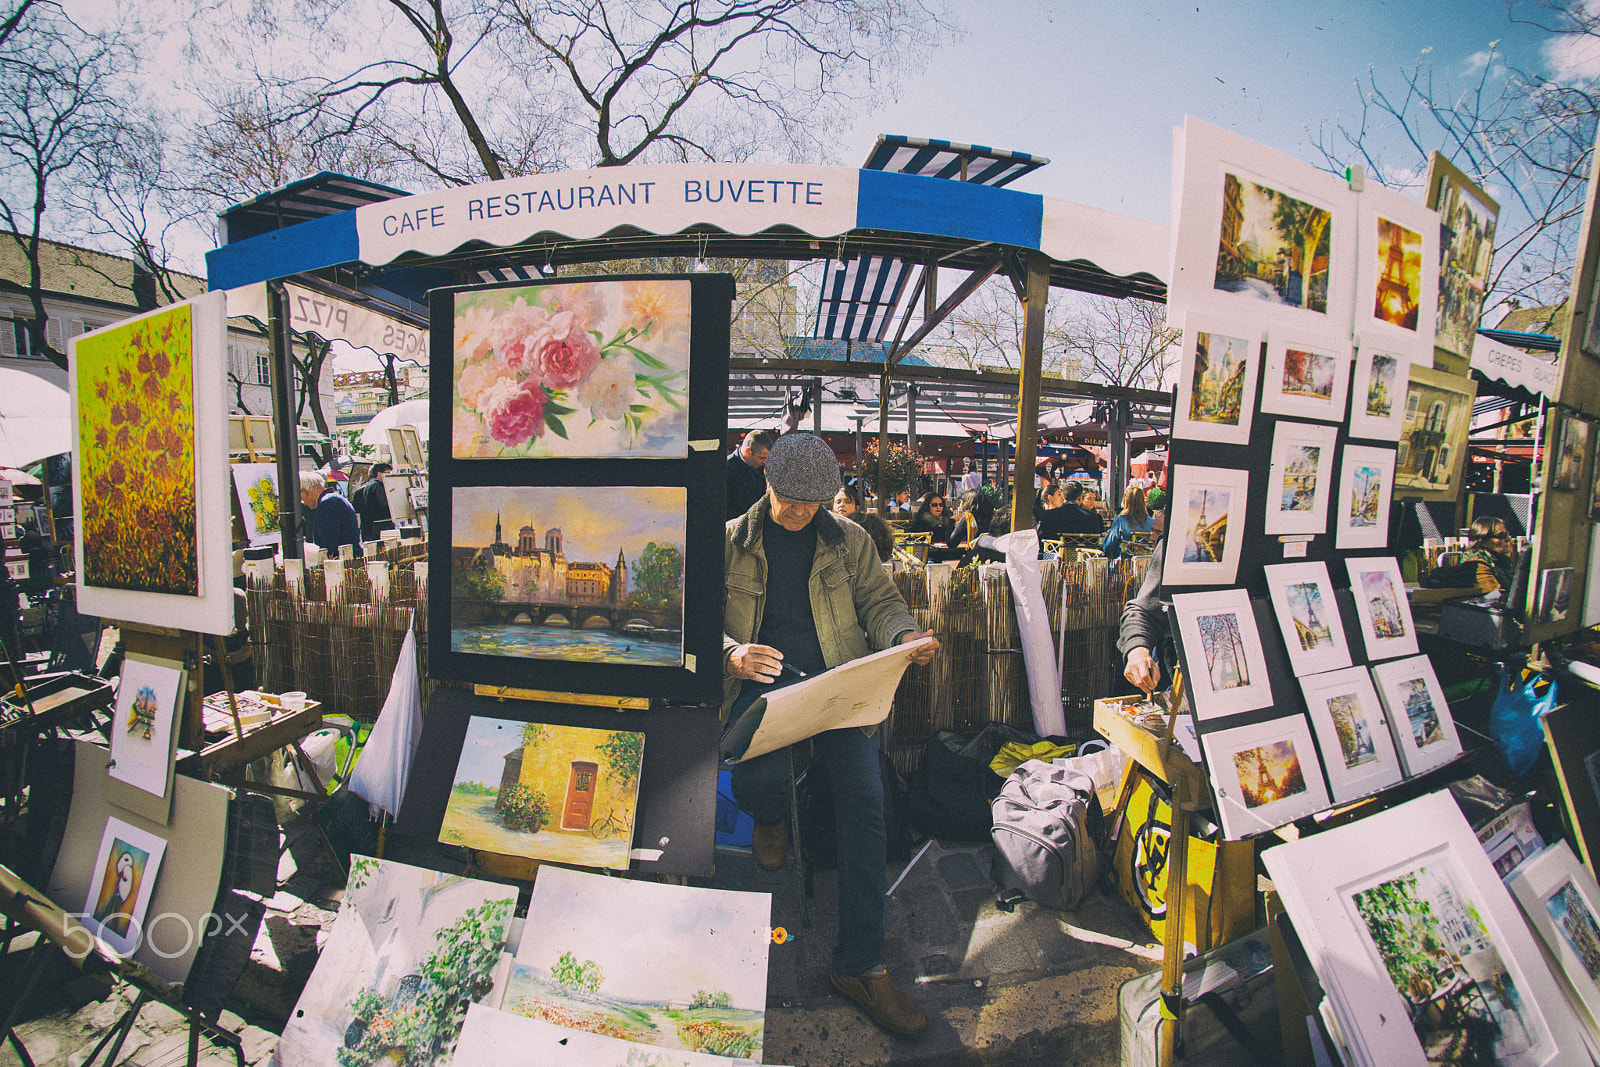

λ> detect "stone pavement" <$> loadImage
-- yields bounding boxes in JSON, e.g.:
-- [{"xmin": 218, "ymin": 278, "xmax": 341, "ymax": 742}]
[{"xmin": 3, "ymin": 809, "xmax": 1165, "ymax": 1067}]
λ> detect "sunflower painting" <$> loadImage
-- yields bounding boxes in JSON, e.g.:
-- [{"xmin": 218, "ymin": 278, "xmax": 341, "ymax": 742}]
[{"xmin": 75, "ymin": 304, "xmax": 198, "ymax": 595}]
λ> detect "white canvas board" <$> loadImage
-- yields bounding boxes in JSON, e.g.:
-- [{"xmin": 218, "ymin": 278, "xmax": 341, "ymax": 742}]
[
  {"xmin": 1168, "ymin": 116, "xmax": 1356, "ymax": 335},
  {"xmin": 505, "ymin": 866, "xmax": 770, "ymax": 1061},
  {"xmin": 1264, "ymin": 421, "xmax": 1339, "ymax": 536},
  {"xmin": 231, "ymin": 462, "xmax": 283, "ymax": 547},
  {"xmin": 1354, "ymin": 182, "xmax": 1440, "ymax": 364},
  {"xmin": 271, "ymin": 857, "xmax": 518, "ymax": 1067},
  {"xmin": 1260, "ymin": 332, "xmax": 1352, "ymax": 422},
  {"xmin": 80, "ymin": 816, "xmax": 167, "ymax": 957},
  {"xmin": 1538, "ymin": 567, "xmax": 1577, "ymax": 625},
  {"xmin": 1345, "ymin": 556, "xmax": 1420, "ymax": 661},
  {"xmin": 1200, "ymin": 714, "xmax": 1330, "ymax": 840},
  {"xmin": 1162, "ymin": 465, "xmax": 1249, "ymax": 587},
  {"xmin": 71, "ymin": 291, "xmax": 234, "ymax": 634},
  {"xmin": 1171, "ymin": 587, "xmax": 1274, "ymax": 720},
  {"xmin": 1172, "ymin": 314, "xmax": 1262, "ymax": 445},
  {"xmin": 1299, "ymin": 666, "xmax": 1404, "ymax": 803},
  {"xmin": 107, "ymin": 654, "xmax": 184, "ymax": 799},
  {"xmin": 1263, "ymin": 790, "xmax": 1586, "ymax": 1067},
  {"xmin": 1371, "ymin": 655, "xmax": 1463, "ymax": 778},
  {"xmin": 1335, "ymin": 445, "xmax": 1396, "ymax": 550},
  {"xmin": 1507, "ymin": 842, "xmax": 1600, "ymax": 1039},
  {"xmin": 454, "ymin": 1004, "xmax": 760, "ymax": 1067},
  {"xmin": 1347, "ymin": 345, "xmax": 1408, "ymax": 442},
  {"xmin": 1264, "ymin": 561, "xmax": 1351, "ymax": 676}
]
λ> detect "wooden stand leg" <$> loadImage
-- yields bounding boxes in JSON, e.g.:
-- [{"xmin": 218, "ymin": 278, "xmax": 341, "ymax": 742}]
[{"xmin": 1157, "ymin": 776, "xmax": 1190, "ymax": 1067}]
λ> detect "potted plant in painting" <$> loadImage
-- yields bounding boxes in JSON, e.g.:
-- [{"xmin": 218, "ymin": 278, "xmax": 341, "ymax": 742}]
[{"xmin": 499, "ymin": 785, "xmax": 550, "ymax": 833}]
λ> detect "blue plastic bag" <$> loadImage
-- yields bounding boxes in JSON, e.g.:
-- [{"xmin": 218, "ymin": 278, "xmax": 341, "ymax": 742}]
[{"xmin": 1490, "ymin": 663, "xmax": 1557, "ymax": 776}]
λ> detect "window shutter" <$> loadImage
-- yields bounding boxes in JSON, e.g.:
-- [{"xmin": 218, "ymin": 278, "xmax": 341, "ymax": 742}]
[
  {"xmin": 0, "ymin": 321, "xmax": 15, "ymax": 357},
  {"xmin": 45, "ymin": 318, "xmax": 62, "ymax": 350}
]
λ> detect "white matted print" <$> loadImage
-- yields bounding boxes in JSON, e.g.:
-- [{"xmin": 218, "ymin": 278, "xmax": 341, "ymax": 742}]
[
  {"xmin": 230, "ymin": 462, "xmax": 282, "ymax": 547},
  {"xmin": 1344, "ymin": 556, "xmax": 1419, "ymax": 660},
  {"xmin": 81, "ymin": 816, "xmax": 167, "ymax": 956},
  {"xmin": 454, "ymin": 1004, "xmax": 751, "ymax": 1067},
  {"xmin": 1173, "ymin": 315, "xmax": 1262, "ymax": 445},
  {"xmin": 1355, "ymin": 182, "xmax": 1440, "ymax": 362},
  {"xmin": 1507, "ymin": 842, "xmax": 1600, "ymax": 1037},
  {"xmin": 1168, "ymin": 117, "xmax": 1356, "ymax": 335},
  {"xmin": 1371, "ymin": 654, "xmax": 1463, "ymax": 777},
  {"xmin": 1264, "ymin": 421, "xmax": 1338, "ymax": 535},
  {"xmin": 1260, "ymin": 334, "xmax": 1351, "ymax": 422},
  {"xmin": 1263, "ymin": 791, "xmax": 1586, "ymax": 1067},
  {"xmin": 1162, "ymin": 465, "xmax": 1249, "ymax": 587},
  {"xmin": 1539, "ymin": 567, "xmax": 1577, "ymax": 625},
  {"xmin": 1171, "ymin": 588, "xmax": 1274, "ymax": 720},
  {"xmin": 1300, "ymin": 666, "xmax": 1403, "ymax": 803},
  {"xmin": 1347, "ymin": 345, "xmax": 1407, "ymax": 441},
  {"xmin": 1200, "ymin": 714, "xmax": 1329, "ymax": 840},
  {"xmin": 1264, "ymin": 561, "xmax": 1351, "ymax": 675},
  {"xmin": 108, "ymin": 655, "xmax": 184, "ymax": 799},
  {"xmin": 1335, "ymin": 445, "xmax": 1396, "ymax": 550},
  {"xmin": 1554, "ymin": 415, "xmax": 1592, "ymax": 492}
]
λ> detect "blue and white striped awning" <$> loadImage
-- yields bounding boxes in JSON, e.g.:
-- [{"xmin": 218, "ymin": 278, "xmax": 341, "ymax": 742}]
[{"xmin": 810, "ymin": 137, "xmax": 1051, "ymax": 342}]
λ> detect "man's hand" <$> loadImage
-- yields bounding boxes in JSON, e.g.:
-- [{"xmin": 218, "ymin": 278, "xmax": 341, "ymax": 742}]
[
  {"xmin": 899, "ymin": 629, "xmax": 940, "ymax": 666},
  {"xmin": 727, "ymin": 643, "xmax": 784, "ymax": 682},
  {"xmin": 1124, "ymin": 646, "xmax": 1161, "ymax": 695}
]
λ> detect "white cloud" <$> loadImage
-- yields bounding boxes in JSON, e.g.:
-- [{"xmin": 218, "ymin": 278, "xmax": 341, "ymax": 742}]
[{"xmin": 1545, "ymin": 30, "xmax": 1600, "ymax": 83}]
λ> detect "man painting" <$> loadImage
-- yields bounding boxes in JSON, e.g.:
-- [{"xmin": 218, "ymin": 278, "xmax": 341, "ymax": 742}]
[
  {"xmin": 726, "ymin": 429, "xmax": 776, "ymax": 520},
  {"xmin": 350, "ymin": 461, "xmax": 394, "ymax": 542},
  {"xmin": 723, "ymin": 432, "xmax": 939, "ymax": 1035}
]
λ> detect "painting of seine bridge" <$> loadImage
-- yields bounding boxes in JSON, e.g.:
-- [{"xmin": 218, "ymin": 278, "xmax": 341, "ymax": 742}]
[
  {"xmin": 451, "ymin": 485, "xmax": 686, "ymax": 667},
  {"xmin": 505, "ymin": 867, "xmax": 769, "ymax": 1060},
  {"xmin": 440, "ymin": 716, "xmax": 644, "ymax": 870}
]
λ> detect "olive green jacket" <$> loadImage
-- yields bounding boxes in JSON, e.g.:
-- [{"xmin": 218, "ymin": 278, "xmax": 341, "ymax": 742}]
[{"xmin": 722, "ymin": 496, "xmax": 918, "ymax": 723}]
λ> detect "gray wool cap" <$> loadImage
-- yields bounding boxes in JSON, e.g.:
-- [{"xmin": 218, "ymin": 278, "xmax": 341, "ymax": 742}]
[{"xmin": 763, "ymin": 432, "xmax": 841, "ymax": 504}]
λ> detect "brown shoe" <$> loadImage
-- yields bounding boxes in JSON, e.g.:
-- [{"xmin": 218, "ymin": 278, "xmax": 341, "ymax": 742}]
[
  {"xmin": 752, "ymin": 821, "xmax": 787, "ymax": 870},
  {"xmin": 830, "ymin": 967, "xmax": 928, "ymax": 1035}
]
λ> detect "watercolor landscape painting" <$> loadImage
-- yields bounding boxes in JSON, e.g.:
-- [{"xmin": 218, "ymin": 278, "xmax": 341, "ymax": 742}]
[
  {"xmin": 505, "ymin": 868, "xmax": 769, "ymax": 1060},
  {"xmin": 439, "ymin": 716, "xmax": 644, "ymax": 870},
  {"xmin": 454, "ymin": 1004, "xmax": 758, "ymax": 1067},
  {"xmin": 1213, "ymin": 173, "xmax": 1331, "ymax": 312},
  {"xmin": 452, "ymin": 279, "xmax": 691, "ymax": 459}
]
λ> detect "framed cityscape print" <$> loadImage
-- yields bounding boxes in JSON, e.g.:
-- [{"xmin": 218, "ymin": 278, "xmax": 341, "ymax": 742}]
[
  {"xmin": 1199, "ymin": 714, "xmax": 1330, "ymax": 840},
  {"xmin": 1171, "ymin": 587, "xmax": 1275, "ymax": 720},
  {"xmin": 107, "ymin": 654, "xmax": 185, "ymax": 801},
  {"xmin": 1263, "ymin": 561, "xmax": 1351, "ymax": 676},
  {"xmin": 1554, "ymin": 413, "xmax": 1592, "ymax": 492},
  {"xmin": 1172, "ymin": 314, "xmax": 1262, "ymax": 445},
  {"xmin": 1168, "ymin": 116, "xmax": 1356, "ymax": 335},
  {"xmin": 1162, "ymin": 465, "xmax": 1250, "ymax": 587},
  {"xmin": 1335, "ymin": 445, "xmax": 1396, "ymax": 550},
  {"xmin": 1347, "ymin": 344, "xmax": 1408, "ymax": 442},
  {"xmin": 1299, "ymin": 665, "xmax": 1403, "ymax": 803},
  {"xmin": 1355, "ymin": 180, "xmax": 1440, "ymax": 364},
  {"xmin": 1394, "ymin": 364, "xmax": 1477, "ymax": 501},
  {"xmin": 1539, "ymin": 566, "xmax": 1577, "ymax": 625},
  {"xmin": 1263, "ymin": 421, "xmax": 1338, "ymax": 535},
  {"xmin": 1425, "ymin": 152, "xmax": 1499, "ymax": 368},
  {"xmin": 1263, "ymin": 791, "xmax": 1586, "ymax": 1067},
  {"xmin": 1259, "ymin": 332, "xmax": 1351, "ymax": 422},
  {"xmin": 70, "ymin": 291, "xmax": 234, "ymax": 635},
  {"xmin": 1370, "ymin": 654, "xmax": 1463, "ymax": 777},
  {"xmin": 1506, "ymin": 842, "xmax": 1600, "ymax": 1038},
  {"xmin": 1344, "ymin": 555, "xmax": 1420, "ymax": 661}
]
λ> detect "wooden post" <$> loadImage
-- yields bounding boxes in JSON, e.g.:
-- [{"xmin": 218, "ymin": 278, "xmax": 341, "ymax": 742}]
[
  {"xmin": 1010, "ymin": 252, "xmax": 1049, "ymax": 531},
  {"xmin": 267, "ymin": 281, "xmax": 304, "ymax": 560},
  {"xmin": 1157, "ymin": 774, "xmax": 1190, "ymax": 1067}
]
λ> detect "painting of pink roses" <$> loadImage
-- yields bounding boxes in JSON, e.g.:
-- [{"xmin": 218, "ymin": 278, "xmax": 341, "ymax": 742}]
[{"xmin": 453, "ymin": 279, "xmax": 691, "ymax": 459}]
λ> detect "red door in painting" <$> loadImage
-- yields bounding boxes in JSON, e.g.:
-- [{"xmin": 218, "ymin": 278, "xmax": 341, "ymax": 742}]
[{"xmin": 562, "ymin": 761, "xmax": 598, "ymax": 830}]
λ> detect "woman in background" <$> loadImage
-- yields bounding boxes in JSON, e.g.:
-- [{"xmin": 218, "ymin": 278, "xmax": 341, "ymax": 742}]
[
  {"xmin": 833, "ymin": 485, "xmax": 895, "ymax": 563},
  {"xmin": 1102, "ymin": 484, "xmax": 1155, "ymax": 560},
  {"xmin": 1461, "ymin": 516, "xmax": 1519, "ymax": 594}
]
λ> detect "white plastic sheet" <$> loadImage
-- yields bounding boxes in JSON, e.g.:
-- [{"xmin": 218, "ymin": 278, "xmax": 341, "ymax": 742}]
[
  {"xmin": 996, "ymin": 530, "xmax": 1067, "ymax": 737},
  {"xmin": 348, "ymin": 626, "xmax": 422, "ymax": 818}
]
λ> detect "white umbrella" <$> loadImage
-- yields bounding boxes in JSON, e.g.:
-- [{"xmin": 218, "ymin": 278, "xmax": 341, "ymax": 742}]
[
  {"xmin": 0, "ymin": 369, "xmax": 70, "ymax": 467},
  {"xmin": 358, "ymin": 398, "xmax": 431, "ymax": 448}
]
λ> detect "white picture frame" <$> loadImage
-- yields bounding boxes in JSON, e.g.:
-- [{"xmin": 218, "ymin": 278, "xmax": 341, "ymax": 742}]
[
  {"xmin": 1264, "ymin": 561, "xmax": 1351, "ymax": 676},
  {"xmin": 81, "ymin": 816, "xmax": 167, "ymax": 957},
  {"xmin": 230, "ymin": 462, "xmax": 283, "ymax": 547},
  {"xmin": 1506, "ymin": 842, "xmax": 1600, "ymax": 1039},
  {"xmin": 1371, "ymin": 654, "xmax": 1463, "ymax": 777},
  {"xmin": 1171, "ymin": 587, "xmax": 1275, "ymax": 720},
  {"xmin": 1162, "ymin": 464, "xmax": 1250, "ymax": 587},
  {"xmin": 1354, "ymin": 181, "xmax": 1441, "ymax": 365},
  {"xmin": 1347, "ymin": 344, "xmax": 1408, "ymax": 442},
  {"xmin": 1200, "ymin": 714, "xmax": 1330, "ymax": 840},
  {"xmin": 1264, "ymin": 421, "xmax": 1339, "ymax": 535},
  {"xmin": 1264, "ymin": 790, "xmax": 1586, "ymax": 1067},
  {"xmin": 1335, "ymin": 444, "xmax": 1396, "ymax": 550},
  {"xmin": 108, "ymin": 655, "xmax": 185, "ymax": 799},
  {"xmin": 1300, "ymin": 665, "xmax": 1404, "ymax": 803},
  {"xmin": 1539, "ymin": 566, "xmax": 1577, "ymax": 625},
  {"xmin": 1168, "ymin": 116, "xmax": 1357, "ymax": 336},
  {"xmin": 1260, "ymin": 332, "xmax": 1352, "ymax": 422},
  {"xmin": 1344, "ymin": 555, "xmax": 1420, "ymax": 660},
  {"xmin": 1172, "ymin": 314, "xmax": 1263, "ymax": 445}
]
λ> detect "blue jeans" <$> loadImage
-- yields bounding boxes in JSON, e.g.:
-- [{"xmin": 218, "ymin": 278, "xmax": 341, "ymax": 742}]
[{"xmin": 727, "ymin": 682, "xmax": 887, "ymax": 976}]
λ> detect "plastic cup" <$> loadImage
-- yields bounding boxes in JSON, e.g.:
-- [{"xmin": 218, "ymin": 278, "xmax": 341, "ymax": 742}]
[{"xmin": 281, "ymin": 691, "xmax": 308, "ymax": 712}]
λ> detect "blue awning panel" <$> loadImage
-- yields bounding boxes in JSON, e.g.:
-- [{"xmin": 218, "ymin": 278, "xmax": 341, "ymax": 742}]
[{"xmin": 813, "ymin": 256, "xmax": 916, "ymax": 341}]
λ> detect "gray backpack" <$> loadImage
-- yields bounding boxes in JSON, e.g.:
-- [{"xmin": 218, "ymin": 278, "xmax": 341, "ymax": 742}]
[{"xmin": 989, "ymin": 760, "xmax": 1101, "ymax": 911}]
